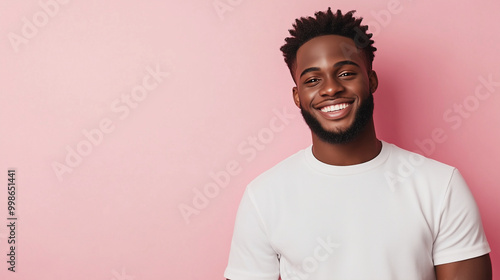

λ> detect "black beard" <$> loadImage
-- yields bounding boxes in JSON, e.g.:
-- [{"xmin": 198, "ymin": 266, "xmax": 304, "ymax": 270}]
[{"xmin": 300, "ymin": 94, "xmax": 374, "ymax": 144}]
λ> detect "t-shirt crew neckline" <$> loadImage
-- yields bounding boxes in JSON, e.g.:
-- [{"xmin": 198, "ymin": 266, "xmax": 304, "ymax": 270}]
[{"xmin": 304, "ymin": 140, "xmax": 392, "ymax": 176}]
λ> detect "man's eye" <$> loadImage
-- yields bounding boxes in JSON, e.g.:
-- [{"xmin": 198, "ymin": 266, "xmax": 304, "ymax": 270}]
[
  {"xmin": 305, "ymin": 78, "xmax": 319, "ymax": 84},
  {"xmin": 339, "ymin": 72, "xmax": 355, "ymax": 77}
]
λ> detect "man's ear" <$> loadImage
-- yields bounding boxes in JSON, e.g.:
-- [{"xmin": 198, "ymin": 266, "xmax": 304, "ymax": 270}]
[
  {"xmin": 369, "ymin": 70, "xmax": 378, "ymax": 94},
  {"xmin": 293, "ymin": 86, "xmax": 300, "ymax": 108}
]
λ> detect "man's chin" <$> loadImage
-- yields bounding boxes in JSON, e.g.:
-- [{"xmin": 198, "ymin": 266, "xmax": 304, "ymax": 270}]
[
  {"xmin": 319, "ymin": 120, "xmax": 354, "ymax": 134},
  {"xmin": 301, "ymin": 111, "xmax": 353, "ymax": 144}
]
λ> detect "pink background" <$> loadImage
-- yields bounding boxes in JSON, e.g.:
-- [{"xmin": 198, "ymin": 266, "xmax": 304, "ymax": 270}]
[{"xmin": 1, "ymin": 0, "xmax": 499, "ymax": 279}]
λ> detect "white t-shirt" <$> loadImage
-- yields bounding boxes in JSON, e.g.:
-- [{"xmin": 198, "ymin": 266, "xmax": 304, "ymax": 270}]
[{"xmin": 224, "ymin": 141, "xmax": 490, "ymax": 280}]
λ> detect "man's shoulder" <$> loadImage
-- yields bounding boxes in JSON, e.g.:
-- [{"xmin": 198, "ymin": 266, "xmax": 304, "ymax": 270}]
[
  {"xmin": 247, "ymin": 146, "xmax": 309, "ymax": 190},
  {"xmin": 385, "ymin": 141, "xmax": 457, "ymax": 177}
]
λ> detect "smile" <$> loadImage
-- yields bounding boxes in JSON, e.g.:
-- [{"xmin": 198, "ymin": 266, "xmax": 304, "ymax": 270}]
[
  {"xmin": 316, "ymin": 101, "xmax": 354, "ymax": 120},
  {"xmin": 320, "ymin": 103, "xmax": 350, "ymax": 113}
]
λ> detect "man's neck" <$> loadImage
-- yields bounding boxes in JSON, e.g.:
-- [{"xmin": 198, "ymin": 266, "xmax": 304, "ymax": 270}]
[{"xmin": 311, "ymin": 123, "xmax": 382, "ymax": 166}]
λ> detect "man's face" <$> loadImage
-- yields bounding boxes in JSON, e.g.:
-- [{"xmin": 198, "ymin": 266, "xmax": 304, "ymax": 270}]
[{"xmin": 292, "ymin": 35, "xmax": 378, "ymax": 144}]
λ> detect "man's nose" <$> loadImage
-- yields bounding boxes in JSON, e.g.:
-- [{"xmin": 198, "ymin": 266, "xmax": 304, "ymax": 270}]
[{"xmin": 319, "ymin": 77, "xmax": 344, "ymax": 96}]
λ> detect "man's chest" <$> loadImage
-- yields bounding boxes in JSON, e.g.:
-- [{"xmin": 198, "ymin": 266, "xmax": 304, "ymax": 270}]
[{"xmin": 265, "ymin": 183, "xmax": 437, "ymax": 267}]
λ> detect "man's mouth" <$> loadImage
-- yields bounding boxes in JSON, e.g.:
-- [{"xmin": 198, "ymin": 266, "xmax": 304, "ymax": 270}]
[
  {"xmin": 320, "ymin": 103, "xmax": 350, "ymax": 113},
  {"xmin": 315, "ymin": 101, "xmax": 354, "ymax": 120}
]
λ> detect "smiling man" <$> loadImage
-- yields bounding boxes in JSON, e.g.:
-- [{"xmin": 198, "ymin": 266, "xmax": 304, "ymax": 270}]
[{"xmin": 224, "ymin": 8, "xmax": 491, "ymax": 280}]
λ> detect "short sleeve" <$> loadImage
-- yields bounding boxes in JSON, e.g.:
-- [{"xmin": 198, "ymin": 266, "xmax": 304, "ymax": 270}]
[
  {"xmin": 432, "ymin": 169, "xmax": 491, "ymax": 265},
  {"xmin": 224, "ymin": 187, "xmax": 280, "ymax": 280}
]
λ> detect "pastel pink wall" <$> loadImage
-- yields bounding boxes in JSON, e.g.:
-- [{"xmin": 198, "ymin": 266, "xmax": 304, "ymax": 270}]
[{"xmin": 0, "ymin": 0, "xmax": 498, "ymax": 279}]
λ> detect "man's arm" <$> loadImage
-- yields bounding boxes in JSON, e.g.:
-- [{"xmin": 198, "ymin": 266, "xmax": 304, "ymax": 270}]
[
  {"xmin": 224, "ymin": 187, "xmax": 280, "ymax": 279},
  {"xmin": 435, "ymin": 254, "xmax": 492, "ymax": 280}
]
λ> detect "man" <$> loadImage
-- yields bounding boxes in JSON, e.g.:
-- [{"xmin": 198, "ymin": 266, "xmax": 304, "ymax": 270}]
[{"xmin": 224, "ymin": 8, "xmax": 491, "ymax": 280}]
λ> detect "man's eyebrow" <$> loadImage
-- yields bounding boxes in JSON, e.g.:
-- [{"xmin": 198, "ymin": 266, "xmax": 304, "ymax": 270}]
[
  {"xmin": 299, "ymin": 61, "xmax": 360, "ymax": 78},
  {"xmin": 334, "ymin": 60, "xmax": 360, "ymax": 68},
  {"xmin": 299, "ymin": 67, "xmax": 320, "ymax": 78}
]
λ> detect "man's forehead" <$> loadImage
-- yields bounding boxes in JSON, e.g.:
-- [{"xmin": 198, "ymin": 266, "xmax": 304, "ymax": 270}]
[{"xmin": 295, "ymin": 35, "xmax": 363, "ymax": 67}]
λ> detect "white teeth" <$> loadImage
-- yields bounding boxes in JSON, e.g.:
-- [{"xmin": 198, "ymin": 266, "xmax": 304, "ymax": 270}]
[{"xmin": 321, "ymin": 103, "xmax": 349, "ymax": 112}]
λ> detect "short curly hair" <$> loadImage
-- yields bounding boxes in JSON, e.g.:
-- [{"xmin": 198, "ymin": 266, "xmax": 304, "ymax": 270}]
[{"xmin": 280, "ymin": 8, "xmax": 376, "ymax": 79}]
